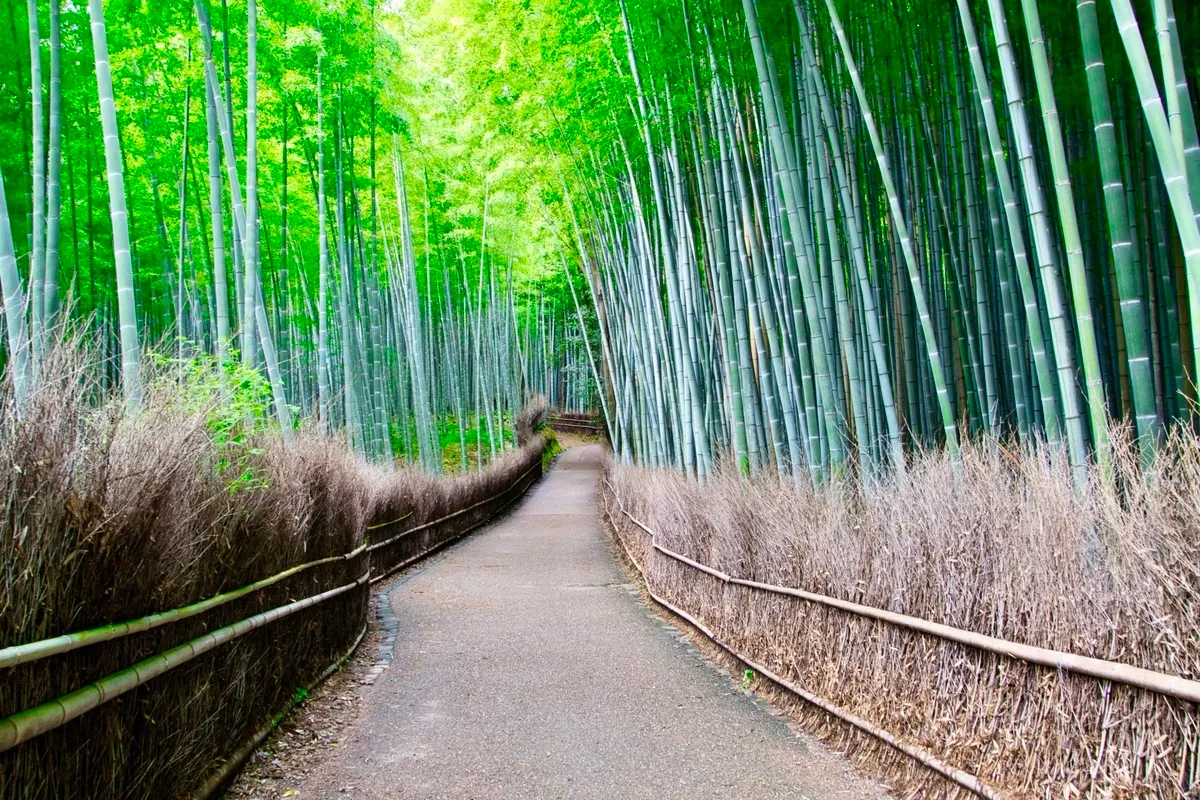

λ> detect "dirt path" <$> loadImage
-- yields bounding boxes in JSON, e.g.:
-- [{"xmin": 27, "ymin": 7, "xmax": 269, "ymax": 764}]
[{"xmin": 289, "ymin": 445, "xmax": 887, "ymax": 799}]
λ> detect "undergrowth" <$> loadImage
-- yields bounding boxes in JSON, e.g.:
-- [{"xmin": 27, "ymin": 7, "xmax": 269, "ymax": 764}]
[
  {"xmin": 390, "ymin": 413, "xmax": 519, "ymax": 473},
  {"xmin": 539, "ymin": 426, "xmax": 563, "ymax": 471},
  {"xmin": 0, "ymin": 335, "xmax": 548, "ymax": 799}
]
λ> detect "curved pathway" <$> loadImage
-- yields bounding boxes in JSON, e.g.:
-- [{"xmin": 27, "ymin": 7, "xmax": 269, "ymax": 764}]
[{"xmin": 295, "ymin": 445, "xmax": 886, "ymax": 799}]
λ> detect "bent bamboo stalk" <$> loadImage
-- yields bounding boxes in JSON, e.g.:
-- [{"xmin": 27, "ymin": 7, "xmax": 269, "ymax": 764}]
[
  {"xmin": 0, "ymin": 573, "xmax": 369, "ymax": 753},
  {"xmin": 366, "ymin": 510, "xmax": 413, "ymax": 531}
]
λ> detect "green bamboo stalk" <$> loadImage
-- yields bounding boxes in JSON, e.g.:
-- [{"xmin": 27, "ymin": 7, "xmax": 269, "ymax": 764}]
[
  {"xmin": 177, "ymin": 64, "xmax": 191, "ymax": 356},
  {"xmin": 43, "ymin": 0, "xmax": 62, "ymax": 324},
  {"xmin": 316, "ymin": 48, "xmax": 331, "ymax": 431},
  {"xmin": 741, "ymin": 0, "xmax": 845, "ymax": 477},
  {"xmin": 199, "ymin": 10, "xmax": 230, "ymax": 356},
  {"xmin": 88, "ymin": 0, "xmax": 141, "ymax": 402},
  {"xmin": 1077, "ymin": 0, "xmax": 1159, "ymax": 453},
  {"xmin": 1109, "ymin": 0, "xmax": 1200, "ymax": 388},
  {"xmin": 243, "ymin": 0, "xmax": 291, "ymax": 436},
  {"xmin": 956, "ymin": 0, "xmax": 1061, "ymax": 445},
  {"xmin": 794, "ymin": 0, "xmax": 903, "ymax": 469},
  {"xmin": 1157, "ymin": 0, "xmax": 1200, "ymax": 237},
  {"xmin": 815, "ymin": 130, "xmax": 869, "ymax": 471},
  {"xmin": 335, "ymin": 103, "xmax": 362, "ymax": 451},
  {"xmin": 27, "ymin": 0, "xmax": 44, "ymax": 360},
  {"xmin": 619, "ymin": 0, "xmax": 710, "ymax": 477},
  {"xmin": 197, "ymin": 0, "xmax": 250, "ymax": 345},
  {"xmin": 957, "ymin": 73, "xmax": 1001, "ymax": 435},
  {"xmin": 1019, "ymin": 0, "xmax": 1109, "ymax": 473},
  {"xmin": 823, "ymin": 0, "xmax": 960, "ymax": 458},
  {"xmin": 243, "ymin": 0, "xmax": 260, "ymax": 365}
]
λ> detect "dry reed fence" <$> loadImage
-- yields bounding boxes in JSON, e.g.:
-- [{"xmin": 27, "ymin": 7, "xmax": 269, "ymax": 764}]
[
  {"xmin": 0, "ymin": 342, "xmax": 549, "ymax": 799},
  {"xmin": 364, "ymin": 403, "xmax": 549, "ymax": 581},
  {"xmin": 602, "ymin": 435, "xmax": 1200, "ymax": 798}
]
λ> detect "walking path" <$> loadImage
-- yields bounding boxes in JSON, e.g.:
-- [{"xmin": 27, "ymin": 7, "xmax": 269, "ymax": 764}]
[{"xmin": 294, "ymin": 445, "xmax": 886, "ymax": 799}]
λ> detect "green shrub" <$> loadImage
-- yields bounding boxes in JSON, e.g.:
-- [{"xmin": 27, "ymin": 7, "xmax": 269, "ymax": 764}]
[{"xmin": 147, "ymin": 351, "xmax": 280, "ymax": 493}]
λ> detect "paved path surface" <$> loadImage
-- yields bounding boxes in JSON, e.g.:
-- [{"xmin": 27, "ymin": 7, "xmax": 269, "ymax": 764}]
[{"xmin": 295, "ymin": 445, "xmax": 887, "ymax": 799}]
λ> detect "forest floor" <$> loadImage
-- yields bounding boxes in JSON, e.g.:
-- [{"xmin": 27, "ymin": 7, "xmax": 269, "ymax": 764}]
[{"xmin": 228, "ymin": 444, "xmax": 886, "ymax": 799}]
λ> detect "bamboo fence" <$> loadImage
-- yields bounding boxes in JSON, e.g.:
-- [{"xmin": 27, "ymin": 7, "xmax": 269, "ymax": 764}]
[{"xmin": 602, "ymin": 477, "xmax": 1200, "ymax": 798}]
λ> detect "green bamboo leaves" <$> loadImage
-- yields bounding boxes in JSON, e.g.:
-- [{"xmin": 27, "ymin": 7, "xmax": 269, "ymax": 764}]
[{"xmin": 7, "ymin": 0, "xmax": 1200, "ymax": 484}]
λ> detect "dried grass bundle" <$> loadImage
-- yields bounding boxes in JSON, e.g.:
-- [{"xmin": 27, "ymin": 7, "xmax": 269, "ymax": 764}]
[
  {"xmin": 0, "ymin": 337, "xmax": 546, "ymax": 799},
  {"xmin": 363, "ymin": 407, "xmax": 548, "ymax": 577},
  {"xmin": 604, "ymin": 433, "xmax": 1200, "ymax": 797}
]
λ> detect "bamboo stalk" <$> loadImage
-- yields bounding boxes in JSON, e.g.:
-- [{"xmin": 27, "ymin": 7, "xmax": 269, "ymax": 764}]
[{"xmin": 88, "ymin": 0, "xmax": 141, "ymax": 402}]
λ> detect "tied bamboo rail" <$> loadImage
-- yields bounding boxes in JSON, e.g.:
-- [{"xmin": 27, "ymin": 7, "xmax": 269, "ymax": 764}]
[
  {"xmin": 189, "ymin": 620, "xmax": 370, "ymax": 800},
  {"xmin": 368, "ymin": 458, "xmax": 543, "ymax": 585},
  {"xmin": 1, "ymin": 459, "xmax": 542, "ymax": 670},
  {"xmin": 0, "ymin": 542, "xmax": 370, "ymax": 670},
  {"xmin": 605, "ymin": 485, "xmax": 1200, "ymax": 705},
  {"xmin": 547, "ymin": 415, "xmax": 605, "ymax": 435},
  {"xmin": 0, "ymin": 573, "xmax": 370, "ymax": 753},
  {"xmin": 637, "ymin": 581, "xmax": 1008, "ymax": 799},
  {"xmin": 601, "ymin": 480, "xmax": 1007, "ymax": 799},
  {"xmin": 0, "ymin": 456, "xmax": 546, "ymax": 754},
  {"xmin": 601, "ymin": 478, "xmax": 1200, "ymax": 798},
  {"xmin": 366, "ymin": 460, "xmax": 541, "ymax": 555}
]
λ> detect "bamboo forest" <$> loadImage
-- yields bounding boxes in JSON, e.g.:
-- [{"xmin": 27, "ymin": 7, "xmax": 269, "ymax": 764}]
[{"xmin": 3, "ymin": 0, "xmax": 1200, "ymax": 797}]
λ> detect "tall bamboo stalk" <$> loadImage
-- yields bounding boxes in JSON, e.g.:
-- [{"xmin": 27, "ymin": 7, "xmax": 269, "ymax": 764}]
[
  {"xmin": 823, "ymin": 0, "xmax": 959, "ymax": 458},
  {"xmin": 88, "ymin": 0, "xmax": 141, "ymax": 402},
  {"xmin": 27, "ymin": 0, "xmax": 44, "ymax": 360},
  {"xmin": 0, "ymin": 168, "xmax": 31, "ymax": 407},
  {"xmin": 43, "ymin": 0, "xmax": 62, "ymax": 325}
]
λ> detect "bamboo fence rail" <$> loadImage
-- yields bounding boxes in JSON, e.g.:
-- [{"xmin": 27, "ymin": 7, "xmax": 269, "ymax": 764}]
[
  {"xmin": 368, "ymin": 458, "xmax": 543, "ymax": 585},
  {"xmin": 0, "ymin": 573, "xmax": 370, "ymax": 752},
  {"xmin": 365, "ymin": 459, "xmax": 541, "ymax": 555},
  {"xmin": 549, "ymin": 419, "xmax": 605, "ymax": 434},
  {"xmin": 547, "ymin": 410, "xmax": 605, "ymax": 437},
  {"xmin": 605, "ymin": 482, "xmax": 1200, "ymax": 703},
  {"xmin": 643, "ymin": 577, "xmax": 1009, "ymax": 800},
  {"xmin": 0, "ymin": 454, "xmax": 547, "ymax": 755},
  {"xmin": 189, "ymin": 620, "xmax": 370, "ymax": 800},
  {"xmin": 0, "ymin": 542, "xmax": 370, "ymax": 670},
  {"xmin": 602, "ymin": 477, "xmax": 1200, "ymax": 797}
]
